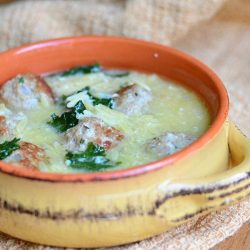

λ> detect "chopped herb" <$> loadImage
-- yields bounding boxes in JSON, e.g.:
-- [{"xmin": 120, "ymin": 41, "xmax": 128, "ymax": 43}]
[
  {"xmin": 18, "ymin": 77, "xmax": 25, "ymax": 84},
  {"xmin": 76, "ymin": 142, "xmax": 106, "ymax": 158},
  {"xmin": 62, "ymin": 64, "xmax": 101, "ymax": 77},
  {"xmin": 61, "ymin": 64, "xmax": 129, "ymax": 78},
  {"xmin": 61, "ymin": 95, "xmax": 68, "ymax": 101},
  {"xmin": 48, "ymin": 113, "xmax": 77, "ymax": 133},
  {"xmin": 64, "ymin": 86, "xmax": 114, "ymax": 109},
  {"xmin": 74, "ymin": 100, "xmax": 86, "ymax": 114},
  {"xmin": 0, "ymin": 138, "xmax": 20, "ymax": 160},
  {"xmin": 57, "ymin": 95, "xmax": 68, "ymax": 106},
  {"xmin": 104, "ymin": 70, "xmax": 130, "ymax": 78},
  {"xmin": 91, "ymin": 95, "xmax": 114, "ymax": 108},
  {"xmin": 65, "ymin": 143, "xmax": 118, "ymax": 171},
  {"xmin": 47, "ymin": 101, "xmax": 86, "ymax": 132},
  {"xmin": 82, "ymin": 87, "xmax": 115, "ymax": 108}
]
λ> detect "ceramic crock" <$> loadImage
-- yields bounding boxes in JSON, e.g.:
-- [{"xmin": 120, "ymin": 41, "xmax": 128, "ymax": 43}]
[{"xmin": 0, "ymin": 36, "xmax": 249, "ymax": 248}]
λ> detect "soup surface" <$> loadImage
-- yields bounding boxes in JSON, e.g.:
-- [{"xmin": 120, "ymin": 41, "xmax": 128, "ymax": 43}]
[{"xmin": 0, "ymin": 65, "xmax": 210, "ymax": 173}]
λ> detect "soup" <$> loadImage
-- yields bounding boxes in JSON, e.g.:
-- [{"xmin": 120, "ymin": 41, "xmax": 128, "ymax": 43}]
[{"xmin": 0, "ymin": 65, "xmax": 210, "ymax": 173}]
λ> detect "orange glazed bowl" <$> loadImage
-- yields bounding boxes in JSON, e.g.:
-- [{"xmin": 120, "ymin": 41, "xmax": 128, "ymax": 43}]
[{"xmin": 0, "ymin": 36, "xmax": 249, "ymax": 248}]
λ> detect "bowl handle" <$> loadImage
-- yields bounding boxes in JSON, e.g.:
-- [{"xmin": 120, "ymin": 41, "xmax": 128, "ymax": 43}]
[
  {"xmin": 154, "ymin": 122, "xmax": 250, "ymax": 223},
  {"xmin": 228, "ymin": 121, "xmax": 250, "ymax": 168}
]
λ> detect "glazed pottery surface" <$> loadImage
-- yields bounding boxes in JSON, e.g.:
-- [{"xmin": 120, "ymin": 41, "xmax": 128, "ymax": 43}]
[{"xmin": 0, "ymin": 37, "xmax": 249, "ymax": 248}]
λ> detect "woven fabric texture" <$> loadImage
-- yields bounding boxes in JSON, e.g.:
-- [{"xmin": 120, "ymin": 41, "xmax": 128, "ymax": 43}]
[
  {"xmin": 0, "ymin": 0, "xmax": 249, "ymax": 249},
  {"xmin": 0, "ymin": 0, "xmax": 226, "ymax": 51}
]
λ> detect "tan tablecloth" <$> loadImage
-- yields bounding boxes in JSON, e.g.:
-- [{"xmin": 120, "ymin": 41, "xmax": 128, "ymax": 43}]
[{"xmin": 0, "ymin": 0, "xmax": 249, "ymax": 249}]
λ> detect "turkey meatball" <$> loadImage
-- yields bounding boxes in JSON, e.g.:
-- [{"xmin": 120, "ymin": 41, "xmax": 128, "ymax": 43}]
[
  {"xmin": 0, "ymin": 73, "xmax": 54, "ymax": 110},
  {"xmin": 5, "ymin": 142, "xmax": 48, "ymax": 169},
  {"xmin": 114, "ymin": 83, "xmax": 152, "ymax": 115},
  {"xmin": 65, "ymin": 117, "xmax": 124, "ymax": 152},
  {"xmin": 0, "ymin": 105, "xmax": 25, "ymax": 137},
  {"xmin": 146, "ymin": 132, "xmax": 196, "ymax": 157}
]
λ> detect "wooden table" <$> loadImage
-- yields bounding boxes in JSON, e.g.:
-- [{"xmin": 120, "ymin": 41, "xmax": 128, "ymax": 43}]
[{"xmin": 214, "ymin": 222, "xmax": 250, "ymax": 249}]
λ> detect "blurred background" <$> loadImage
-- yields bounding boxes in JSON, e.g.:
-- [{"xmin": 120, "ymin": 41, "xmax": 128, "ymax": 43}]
[{"xmin": 0, "ymin": 0, "xmax": 249, "ymax": 249}]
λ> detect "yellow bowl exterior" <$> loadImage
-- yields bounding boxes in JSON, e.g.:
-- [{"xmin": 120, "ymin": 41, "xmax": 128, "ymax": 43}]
[{"xmin": 0, "ymin": 121, "xmax": 249, "ymax": 248}]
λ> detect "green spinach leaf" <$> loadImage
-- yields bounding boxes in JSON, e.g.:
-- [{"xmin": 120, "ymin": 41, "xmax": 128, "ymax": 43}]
[
  {"xmin": 65, "ymin": 143, "xmax": 118, "ymax": 171},
  {"xmin": 62, "ymin": 64, "xmax": 101, "ymax": 77},
  {"xmin": 64, "ymin": 86, "xmax": 114, "ymax": 109},
  {"xmin": 18, "ymin": 76, "xmax": 25, "ymax": 84},
  {"xmin": 48, "ymin": 101, "xmax": 86, "ymax": 132},
  {"xmin": 82, "ymin": 86, "xmax": 115, "ymax": 109},
  {"xmin": 0, "ymin": 138, "xmax": 20, "ymax": 160}
]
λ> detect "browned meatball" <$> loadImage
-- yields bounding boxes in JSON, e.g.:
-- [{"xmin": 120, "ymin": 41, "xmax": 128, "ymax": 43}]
[
  {"xmin": 114, "ymin": 84, "xmax": 152, "ymax": 115},
  {"xmin": 0, "ymin": 73, "xmax": 54, "ymax": 110},
  {"xmin": 0, "ymin": 107, "xmax": 25, "ymax": 137},
  {"xmin": 6, "ymin": 142, "xmax": 48, "ymax": 170},
  {"xmin": 65, "ymin": 117, "xmax": 124, "ymax": 152},
  {"xmin": 0, "ymin": 115, "xmax": 7, "ymax": 136},
  {"xmin": 146, "ymin": 132, "xmax": 197, "ymax": 158}
]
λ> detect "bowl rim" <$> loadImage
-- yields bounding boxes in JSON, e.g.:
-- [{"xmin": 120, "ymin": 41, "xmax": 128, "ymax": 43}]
[{"xmin": 0, "ymin": 36, "xmax": 229, "ymax": 182}]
